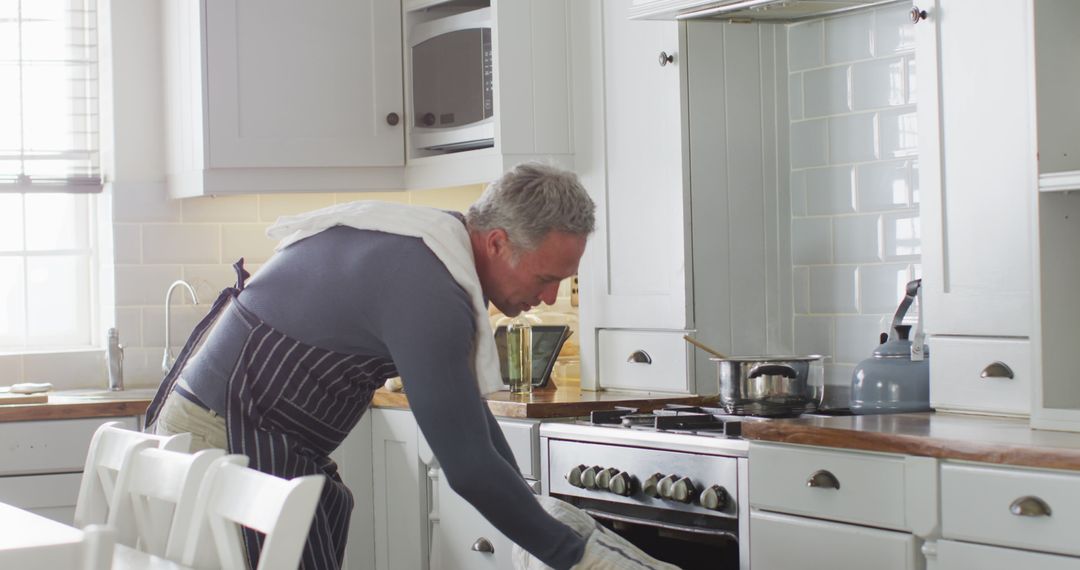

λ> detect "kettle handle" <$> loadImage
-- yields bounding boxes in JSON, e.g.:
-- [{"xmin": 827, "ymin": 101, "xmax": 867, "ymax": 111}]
[{"xmin": 889, "ymin": 279, "xmax": 922, "ymax": 341}]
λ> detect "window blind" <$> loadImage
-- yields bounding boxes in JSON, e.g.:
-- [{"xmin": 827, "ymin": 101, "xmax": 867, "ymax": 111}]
[{"xmin": 0, "ymin": 0, "xmax": 101, "ymax": 193}]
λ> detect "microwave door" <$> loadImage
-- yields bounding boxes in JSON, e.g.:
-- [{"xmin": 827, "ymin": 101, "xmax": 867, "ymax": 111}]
[{"xmin": 412, "ymin": 28, "xmax": 488, "ymax": 129}]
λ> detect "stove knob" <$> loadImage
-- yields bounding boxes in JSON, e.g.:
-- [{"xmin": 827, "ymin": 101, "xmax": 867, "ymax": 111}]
[
  {"xmin": 643, "ymin": 473, "xmax": 666, "ymax": 498},
  {"xmin": 671, "ymin": 477, "xmax": 698, "ymax": 503},
  {"xmin": 658, "ymin": 474, "xmax": 680, "ymax": 500},
  {"xmin": 700, "ymin": 485, "xmax": 730, "ymax": 511},
  {"xmin": 608, "ymin": 472, "xmax": 635, "ymax": 496},
  {"xmin": 582, "ymin": 466, "xmax": 604, "ymax": 490},
  {"xmin": 566, "ymin": 464, "xmax": 588, "ymax": 488},
  {"xmin": 595, "ymin": 468, "xmax": 620, "ymax": 490}
]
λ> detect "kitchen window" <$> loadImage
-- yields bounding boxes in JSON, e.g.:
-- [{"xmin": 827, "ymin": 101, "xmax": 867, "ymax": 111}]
[{"xmin": 1, "ymin": 0, "xmax": 101, "ymax": 352}]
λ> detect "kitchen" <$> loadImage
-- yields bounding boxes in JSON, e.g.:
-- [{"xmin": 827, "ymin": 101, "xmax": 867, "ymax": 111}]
[{"xmin": 1, "ymin": 0, "xmax": 1079, "ymax": 569}]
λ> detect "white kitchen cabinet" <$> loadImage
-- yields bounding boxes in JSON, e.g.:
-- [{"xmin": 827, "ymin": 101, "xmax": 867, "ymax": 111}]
[
  {"xmin": 751, "ymin": 510, "xmax": 924, "ymax": 570},
  {"xmin": 0, "ymin": 416, "xmax": 139, "ymax": 524},
  {"xmin": 574, "ymin": 1, "xmax": 789, "ymax": 393},
  {"xmin": 915, "ymin": 0, "xmax": 1036, "ymax": 414},
  {"xmin": 933, "ymin": 539, "xmax": 1080, "ymax": 570},
  {"xmin": 162, "ymin": 0, "xmax": 405, "ymax": 198},
  {"xmin": 333, "ymin": 413, "xmax": 375, "ymax": 570},
  {"xmin": 370, "ymin": 408, "xmax": 429, "ymax": 570}
]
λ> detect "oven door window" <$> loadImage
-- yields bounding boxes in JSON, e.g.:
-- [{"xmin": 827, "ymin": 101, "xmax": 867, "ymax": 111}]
[{"xmin": 411, "ymin": 28, "xmax": 492, "ymax": 130}]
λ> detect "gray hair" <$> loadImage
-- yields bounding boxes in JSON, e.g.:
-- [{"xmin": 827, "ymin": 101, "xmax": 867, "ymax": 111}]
[{"xmin": 466, "ymin": 162, "xmax": 596, "ymax": 252}]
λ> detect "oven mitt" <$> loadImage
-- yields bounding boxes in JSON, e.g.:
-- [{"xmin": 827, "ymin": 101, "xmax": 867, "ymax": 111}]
[{"xmin": 512, "ymin": 496, "xmax": 680, "ymax": 570}]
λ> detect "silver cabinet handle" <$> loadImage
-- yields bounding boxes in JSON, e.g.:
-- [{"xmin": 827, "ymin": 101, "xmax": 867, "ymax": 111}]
[
  {"xmin": 471, "ymin": 537, "xmax": 495, "ymax": 553},
  {"xmin": 980, "ymin": 361, "xmax": 1015, "ymax": 380},
  {"xmin": 627, "ymin": 350, "xmax": 652, "ymax": 364},
  {"xmin": 658, "ymin": 51, "xmax": 674, "ymax": 66},
  {"xmin": 806, "ymin": 469, "xmax": 840, "ymax": 490},
  {"xmin": 1010, "ymin": 496, "xmax": 1052, "ymax": 517},
  {"xmin": 910, "ymin": 6, "xmax": 927, "ymax": 23}
]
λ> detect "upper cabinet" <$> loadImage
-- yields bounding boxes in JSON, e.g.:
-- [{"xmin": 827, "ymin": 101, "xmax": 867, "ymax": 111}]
[{"xmin": 162, "ymin": 0, "xmax": 406, "ymax": 198}]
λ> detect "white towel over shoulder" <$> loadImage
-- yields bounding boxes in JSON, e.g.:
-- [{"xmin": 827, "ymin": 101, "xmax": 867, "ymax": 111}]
[{"xmin": 266, "ymin": 200, "xmax": 503, "ymax": 395}]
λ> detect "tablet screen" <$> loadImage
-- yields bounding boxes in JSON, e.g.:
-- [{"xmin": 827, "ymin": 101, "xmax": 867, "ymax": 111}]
[{"xmin": 493, "ymin": 325, "xmax": 570, "ymax": 387}]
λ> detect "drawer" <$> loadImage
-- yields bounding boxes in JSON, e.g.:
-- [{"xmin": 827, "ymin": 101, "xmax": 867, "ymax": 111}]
[
  {"xmin": 0, "ymin": 472, "xmax": 81, "ymax": 524},
  {"xmin": 598, "ymin": 329, "xmax": 690, "ymax": 392},
  {"xmin": 936, "ymin": 539, "xmax": 1080, "ymax": 570},
  {"xmin": 941, "ymin": 462, "xmax": 1080, "ymax": 557},
  {"xmin": 497, "ymin": 419, "xmax": 539, "ymax": 480},
  {"xmin": 750, "ymin": 443, "xmax": 909, "ymax": 530},
  {"xmin": 0, "ymin": 416, "xmax": 139, "ymax": 476},
  {"xmin": 929, "ymin": 336, "xmax": 1030, "ymax": 415},
  {"xmin": 750, "ymin": 510, "xmax": 922, "ymax": 570}
]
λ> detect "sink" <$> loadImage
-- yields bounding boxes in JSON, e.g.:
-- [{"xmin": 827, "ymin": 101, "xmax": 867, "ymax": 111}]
[{"xmin": 53, "ymin": 387, "xmax": 161, "ymax": 401}]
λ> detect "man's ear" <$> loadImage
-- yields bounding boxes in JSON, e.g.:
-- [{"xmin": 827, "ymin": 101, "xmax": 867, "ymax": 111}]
[{"xmin": 486, "ymin": 228, "xmax": 511, "ymax": 258}]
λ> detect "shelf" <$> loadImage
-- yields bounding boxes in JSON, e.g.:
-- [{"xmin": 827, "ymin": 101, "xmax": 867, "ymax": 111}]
[{"xmin": 1039, "ymin": 170, "xmax": 1080, "ymax": 193}]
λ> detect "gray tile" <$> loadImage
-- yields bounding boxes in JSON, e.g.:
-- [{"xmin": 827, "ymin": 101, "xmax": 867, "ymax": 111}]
[
  {"xmin": 793, "ymin": 266, "xmax": 810, "ymax": 314},
  {"xmin": 790, "ymin": 119, "xmax": 829, "ymax": 169},
  {"xmin": 825, "ymin": 12, "xmax": 874, "ymax": 64},
  {"xmin": 790, "ymin": 170, "xmax": 808, "ymax": 217},
  {"xmin": 806, "ymin": 166, "xmax": 856, "ymax": 215},
  {"xmin": 835, "ymin": 315, "xmax": 887, "ymax": 363},
  {"xmin": 803, "ymin": 65, "xmax": 851, "ymax": 117},
  {"xmin": 794, "ymin": 315, "xmax": 834, "ymax": 360},
  {"xmin": 789, "ymin": 72, "xmax": 804, "ymax": 121},
  {"xmin": 873, "ymin": 3, "xmax": 917, "ymax": 56},
  {"xmin": 859, "ymin": 264, "xmax": 915, "ymax": 314},
  {"xmin": 852, "ymin": 57, "xmax": 906, "ymax": 111},
  {"xmin": 809, "ymin": 265, "xmax": 859, "ymax": 314},
  {"xmin": 833, "ymin": 215, "xmax": 882, "ymax": 264},
  {"xmin": 792, "ymin": 217, "xmax": 832, "ymax": 265},
  {"xmin": 882, "ymin": 210, "xmax": 921, "ymax": 261},
  {"xmin": 857, "ymin": 160, "xmax": 912, "ymax": 212},
  {"xmin": 788, "ymin": 21, "xmax": 824, "ymax": 71},
  {"xmin": 879, "ymin": 106, "xmax": 918, "ymax": 158},
  {"xmin": 829, "ymin": 113, "xmax": 877, "ymax": 164}
]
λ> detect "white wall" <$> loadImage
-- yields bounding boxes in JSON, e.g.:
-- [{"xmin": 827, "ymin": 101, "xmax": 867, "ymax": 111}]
[{"xmin": 787, "ymin": 3, "xmax": 922, "ymax": 389}]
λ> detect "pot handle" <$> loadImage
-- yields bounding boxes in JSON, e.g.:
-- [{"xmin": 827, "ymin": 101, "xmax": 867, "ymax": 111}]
[{"xmin": 748, "ymin": 364, "xmax": 798, "ymax": 379}]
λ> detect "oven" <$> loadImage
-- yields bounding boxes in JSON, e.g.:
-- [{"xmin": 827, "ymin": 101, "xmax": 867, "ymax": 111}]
[{"xmin": 541, "ymin": 406, "xmax": 751, "ymax": 569}]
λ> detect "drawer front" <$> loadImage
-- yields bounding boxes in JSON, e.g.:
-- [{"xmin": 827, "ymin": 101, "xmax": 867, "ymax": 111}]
[
  {"xmin": 0, "ymin": 416, "xmax": 139, "ymax": 475},
  {"xmin": 937, "ymin": 539, "xmax": 1080, "ymax": 570},
  {"xmin": 0, "ymin": 472, "xmax": 81, "ymax": 525},
  {"xmin": 941, "ymin": 463, "xmax": 1080, "ymax": 557},
  {"xmin": 497, "ymin": 419, "xmax": 539, "ymax": 480},
  {"xmin": 929, "ymin": 336, "xmax": 1030, "ymax": 415},
  {"xmin": 750, "ymin": 510, "xmax": 922, "ymax": 570},
  {"xmin": 750, "ymin": 443, "xmax": 909, "ymax": 530},
  {"xmin": 598, "ymin": 329, "xmax": 690, "ymax": 392}
]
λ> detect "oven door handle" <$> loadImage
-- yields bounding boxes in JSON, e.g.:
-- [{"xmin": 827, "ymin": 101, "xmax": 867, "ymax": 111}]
[{"xmin": 582, "ymin": 508, "xmax": 739, "ymax": 541}]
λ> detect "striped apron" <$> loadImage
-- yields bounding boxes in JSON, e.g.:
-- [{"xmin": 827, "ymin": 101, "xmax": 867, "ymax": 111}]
[{"xmin": 146, "ymin": 259, "xmax": 394, "ymax": 569}]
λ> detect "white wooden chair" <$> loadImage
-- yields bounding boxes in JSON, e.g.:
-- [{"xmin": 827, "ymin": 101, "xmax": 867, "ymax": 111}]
[
  {"xmin": 177, "ymin": 456, "xmax": 326, "ymax": 570},
  {"xmin": 108, "ymin": 447, "xmax": 225, "ymax": 556},
  {"xmin": 73, "ymin": 421, "xmax": 193, "ymax": 529}
]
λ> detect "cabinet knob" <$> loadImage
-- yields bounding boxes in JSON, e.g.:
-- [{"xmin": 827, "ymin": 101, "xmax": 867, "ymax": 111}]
[
  {"xmin": 471, "ymin": 537, "xmax": 495, "ymax": 553},
  {"xmin": 627, "ymin": 350, "xmax": 652, "ymax": 364},
  {"xmin": 1010, "ymin": 496, "xmax": 1052, "ymax": 517},
  {"xmin": 910, "ymin": 6, "xmax": 927, "ymax": 23},
  {"xmin": 980, "ymin": 361, "xmax": 1015, "ymax": 380},
  {"xmin": 386, "ymin": 112, "xmax": 400, "ymax": 126},
  {"xmin": 806, "ymin": 469, "xmax": 841, "ymax": 490},
  {"xmin": 658, "ymin": 51, "xmax": 675, "ymax": 67}
]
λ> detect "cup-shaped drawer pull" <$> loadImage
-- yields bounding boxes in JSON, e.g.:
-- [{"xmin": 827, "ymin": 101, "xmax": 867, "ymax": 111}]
[
  {"xmin": 471, "ymin": 537, "xmax": 495, "ymax": 553},
  {"xmin": 806, "ymin": 469, "xmax": 841, "ymax": 490},
  {"xmin": 627, "ymin": 350, "xmax": 653, "ymax": 364},
  {"xmin": 1010, "ymin": 496, "xmax": 1052, "ymax": 517},
  {"xmin": 980, "ymin": 361, "xmax": 1015, "ymax": 380}
]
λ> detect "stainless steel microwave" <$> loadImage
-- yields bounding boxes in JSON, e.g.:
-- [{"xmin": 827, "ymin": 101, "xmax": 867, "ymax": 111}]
[{"xmin": 409, "ymin": 8, "xmax": 494, "ymax": 152}]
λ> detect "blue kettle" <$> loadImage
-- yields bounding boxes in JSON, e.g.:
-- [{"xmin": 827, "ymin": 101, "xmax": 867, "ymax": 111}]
[{"xmin": 850, "ymin": 279, "xmax": 930, "ymax": 414}]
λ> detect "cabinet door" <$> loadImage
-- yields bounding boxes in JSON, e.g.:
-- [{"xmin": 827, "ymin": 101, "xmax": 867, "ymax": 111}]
[
  {"xmin": 205, "ymin": 0, "xmax": 403, "ymax": 168},
  {"xmin": 936, "ymin": 539, "xmax": 1080, "ymax": 570},
  {"xmin": 334, "ymin": 413, "xmax": 375, "ymax": 570},
  {"xmin": 915, "ymin": 0, "xmax": 1035, "ymax": 336},
  {"xmin": 371, "ymin": 409, "xmax": 427, "ymax": 570},
  {"xmin": 751, "ymin": 510, "xmax": 923, "ymax": 570},
  {"xmin": 431, "ymin": 467, "xmax": 511, "ymax": 570},
  {"xmin": 584, "ymin": 0, "xmax": 689, "ymax": 330}
]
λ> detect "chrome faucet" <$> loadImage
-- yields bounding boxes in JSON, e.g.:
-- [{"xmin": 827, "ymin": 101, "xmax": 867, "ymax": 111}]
[{"xmin": 163, "ymin": 280, "xmax": 199, "ymax": 373}]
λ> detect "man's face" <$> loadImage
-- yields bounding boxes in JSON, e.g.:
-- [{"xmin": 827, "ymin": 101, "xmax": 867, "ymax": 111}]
[{"xmin": 485, "ymin": 230, "xmax": 587, "ymax": 317}]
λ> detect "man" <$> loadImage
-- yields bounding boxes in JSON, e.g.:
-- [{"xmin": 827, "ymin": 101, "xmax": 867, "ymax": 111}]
[{"xmin": 145, "ymin": 163, "xmax": 593, "ymax": 569}]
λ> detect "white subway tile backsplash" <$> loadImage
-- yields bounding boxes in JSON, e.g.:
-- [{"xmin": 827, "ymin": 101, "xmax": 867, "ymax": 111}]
[
  {"xmin": 181, "ymin": 195, "xmax": 260, "ymax": 223},
  {"xmin": 857, "ymin": 160, "xmax": 912, "ymax": 211},
  {"xmin": 789, "ymin": 72, "xmax": 804, "ymax": 121},
  {"xmin": 906, "ymin": 55, "xmax": 917, "ymax": 104},
  {"xmin": 835, "ymin": 315, "xmax": 888, "ymax": 363},
  {"xmin": 788, "ymin": 21, "xmax": 824, "ymax": 71},
  {"xmin": 110, "ymin": 181, "xmax": 181, "ymax": 224},
  {"xmin": 833, "ymin": 214, "xmax": 882, "ymax": 263},
  {"xmin": 259, "ymin": 193, "xmax": 337, "ymax": 222},
  {"xmin": 828, "ymin": 112, "xmax": 877, "ymax": 163},
  {"xmin": 910, "ymin": 160, "xmax": 921, "ymax": 205},
  {"xmin": 112, "ymin": 224, "xmax": 142, "ymax": 264},
  {"xmin": 878, "ymin": 107, "xmax": 918, "ymax": 158},
  {"xmin": 809, "ymin": 265, "xmax": 858, "ymax": 314},
  {"xmin": 222, "ymin": 224, "xmax": 275, "ymax": 264},
  {"xmin": 794, "ymin": 315, "xmax": 834, "ymax": 359},
  {"xmin": 791, "ymin": 170, "xmax": 808, "ymax": 217},
  {"xmin": 143, "ymin": 306, "xmax": 207, "ymax": 350},
  {"xmin": 873, "ymin": 4, "xmax": 916, "ymax": 56},
  {"xmin": 793, "ymin": 266, "xmax": 810, "ymax": 314},
  {"xmin": 852, "ymin": 57, "xmax": 906, "ymax": 110},
  {"xmin": 121, "ymin": 347, "xmax": 168, "ymax": 387},
  {"xmin": 792, "ymin": 217, "xmax": 832, "ymax": 265},
  {"xmin": 183, "ymin": 264, "xmax": 241, "ymax": 303},
  {"xmin": 805, "ymin": 166, "xmax": 856, "ymax": 215},
  {"xmin": 408, "ymin": 186, "xmax": 484, "ymax": 211},
  {"xmin": 790, "ymin": 119, "xmax": 829, "ymax": 168},
  {"xmin": 803, "ymin": 65, "xmax": 851, "ymax": 117},
  {"xmin": 0, "ymin": 355, "xmax": 23, "ymax": 382},
  {"xmin": 142, "ymin": 225, "xmax": 220, "ymax": 264},
  {"xmin": 858, "ymin": 264, "xmax": 914, "ymax": 314},
  {"xmin": 825, "ymin": 363, "xmax": 854, "ymax": 387},
  {"xmin": 882, "ymin": 211, "xmax": 921, "ymax": 261},
  {"xmin": 24, "ymin": 350, "xmax": 105, "ymax": 388},
  {"xmin": 114, "ymin": 307, "xmax": 143, "ymax": 347},
  {"xmin": 825, "ymin": 12, "xmax": 874, "ymax": 64},
  {"xmin": 114, "ymin": 265, "xmax": 183, "ymax": 307}
]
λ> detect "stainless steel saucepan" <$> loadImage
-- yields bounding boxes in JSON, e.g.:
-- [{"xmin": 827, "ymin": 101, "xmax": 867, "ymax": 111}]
[{"xmin": 711, "ymin": 355, "xmax": 826, "ymax": 417}]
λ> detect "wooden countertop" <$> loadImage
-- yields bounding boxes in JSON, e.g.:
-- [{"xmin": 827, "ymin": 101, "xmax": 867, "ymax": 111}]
[
  {"xmin": 742, "ymin": 411, "xmax": 1080, "ymax": 471},
  {"xmin": 373, "ymin": 387, "xmax": 712, "ymax": 419},
  {"xmin": 0, "ymin": 393, "xmax": 152, "ymax": 422}
]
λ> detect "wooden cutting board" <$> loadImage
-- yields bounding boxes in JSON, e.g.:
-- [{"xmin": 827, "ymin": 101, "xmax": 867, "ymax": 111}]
[{"xmin": 0, "ymin": 392, "xmax": 49, "ymax": 405}]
